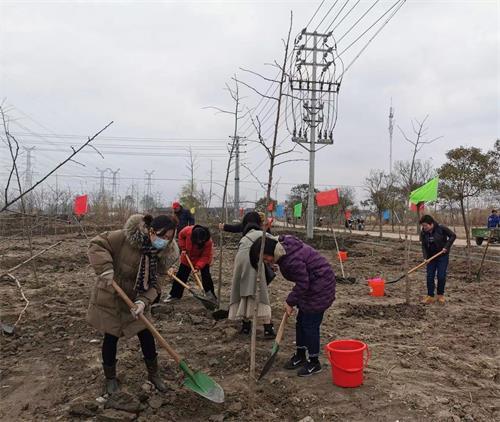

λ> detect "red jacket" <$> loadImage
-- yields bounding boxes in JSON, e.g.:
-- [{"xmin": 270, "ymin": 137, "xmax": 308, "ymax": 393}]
[{"xmin": 178, "ymin": 226, "xmax": 213, "ymax": 269}]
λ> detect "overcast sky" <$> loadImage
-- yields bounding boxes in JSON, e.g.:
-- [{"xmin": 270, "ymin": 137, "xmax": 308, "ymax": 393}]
[{"xmin": 1, "ymin": 0, "xmax": 498, "ymax": 209}]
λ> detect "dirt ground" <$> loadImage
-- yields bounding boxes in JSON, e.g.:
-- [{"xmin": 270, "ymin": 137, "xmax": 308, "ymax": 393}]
[{"xmin": 1, "ymin": 228, "xmax": 499, "ymax": 422}]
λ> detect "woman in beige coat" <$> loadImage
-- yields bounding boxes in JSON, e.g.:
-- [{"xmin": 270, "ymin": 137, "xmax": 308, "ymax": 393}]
[{"xmin": 88, "ymin": 214, "xmax": 179, "ymax": 394}]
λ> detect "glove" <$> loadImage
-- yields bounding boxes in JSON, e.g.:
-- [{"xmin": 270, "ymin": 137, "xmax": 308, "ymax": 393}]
[
  {"xmin": 131, "ymin": 300, "xmax": 145, "ymax": 319},
  {"xmin": 97, "ymin": 269, "xmax": 114, "ymax": 288}
]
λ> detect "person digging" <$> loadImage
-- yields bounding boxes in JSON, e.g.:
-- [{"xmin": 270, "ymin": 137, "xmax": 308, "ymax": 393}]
[
  {"xmin": 419, "ymin": 214, "xmax": 456, "ymax": 304},
  {"xmin": 164, "ymin": 225, "xmax": 217, "ymax": 303},
  {"xmin": 87, "ymin": 214, "xmax": 179, "ymax": 394},
  {"xmin": 250, "ymin": 235, "xmax": 336, "ymax": 376}
]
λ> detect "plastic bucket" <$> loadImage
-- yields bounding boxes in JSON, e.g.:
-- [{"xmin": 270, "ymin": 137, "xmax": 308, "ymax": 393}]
[
  {"xmin": 368, "ymin": 278, "xmax": 385, "ymax": 297},
  {"xmin": 338, "ymin": 251, "xmax": 348, "ymax": 262},
  {"xmin": 325, "ymin": 339, "xmax": 370, "ymax": 388}
]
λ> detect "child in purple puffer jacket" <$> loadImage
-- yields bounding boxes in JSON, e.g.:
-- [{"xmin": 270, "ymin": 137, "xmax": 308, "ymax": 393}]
[{"xmin": 250, "ymin": 235, "xmax": 336, "ymax": 376}]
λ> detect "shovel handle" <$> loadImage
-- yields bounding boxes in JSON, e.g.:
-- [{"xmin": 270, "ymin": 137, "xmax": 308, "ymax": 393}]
[
  {"xmin": 111, "ymin": 281, "xmax": 181, "ymax": 364},
  {"xmin": 407, "ymin": 250, "xmax": 445, "ymax": 275},
  {"xmin": 185, "ymin": 254, "xmax": 204, "ymax": 291},
  {"xmin": 169, "ymin": 273, "xmax": 195, "ymax": 292},
  {"xmin": 275, "ymin": 312, "xmax": 289, "ymax": 345}
]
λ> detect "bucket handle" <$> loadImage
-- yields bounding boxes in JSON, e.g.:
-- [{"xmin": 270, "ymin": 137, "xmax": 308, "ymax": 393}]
[{"xmin": 325, "ymin": 344, "xmax": 370, "ymax": 373}]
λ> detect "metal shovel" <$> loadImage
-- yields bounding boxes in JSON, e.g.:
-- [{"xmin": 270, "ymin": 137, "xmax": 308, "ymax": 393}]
[
  {"xmin": 386, "ymin": 250, "xmax": 445, "ymax": 284},
  {"xmin": 112, "ymin": 281, "xmax": 224, "ymax": 403},
  {"xmin": 258, "ymin": 312, "xmax": 289, "ymax": 381},
  {"xmin": 169, "ymin": 273, "xmax": 217, "ymax": 311}
]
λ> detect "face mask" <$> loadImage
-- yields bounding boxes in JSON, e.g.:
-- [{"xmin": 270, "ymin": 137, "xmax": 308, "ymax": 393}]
[{"xmin": 152, "ymin": 237, "xmax": 169, "ymax": 250}]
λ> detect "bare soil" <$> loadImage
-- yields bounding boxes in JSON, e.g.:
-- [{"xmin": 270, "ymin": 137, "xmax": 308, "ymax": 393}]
[{"xmin": 1, "ymin": 230, "xmax": 499, "ymax": 421}]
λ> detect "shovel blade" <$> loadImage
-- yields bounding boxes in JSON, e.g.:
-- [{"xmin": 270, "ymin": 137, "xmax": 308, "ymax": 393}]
[
  {"xmin": 180, "ymin": 361, "xmax": 225, "ymax": 403},
  {"xmin": 212, "ymin": 309, "xmax": 229, "ymax": 320},
  {"xmin": 190, "ymin": 290, "xmax": 217, "ymax": 311},
  {"xmin": 258, "ymin": 343, "xmax": 280, "ymax": 381},
  {"xmin": 1, "ymin": 322, "xmax": 15, "ymax": 336}
]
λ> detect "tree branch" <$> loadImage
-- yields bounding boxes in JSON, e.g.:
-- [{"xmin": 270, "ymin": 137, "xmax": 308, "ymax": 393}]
[{"xmin": 232, "ymin": 76, "xmax": 279, "ymax": 101}]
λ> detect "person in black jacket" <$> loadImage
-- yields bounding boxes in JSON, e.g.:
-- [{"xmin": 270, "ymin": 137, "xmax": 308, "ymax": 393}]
[
  {"xmin": 419, "ymin": 215, "xmax": 456, "ymax": 304},
  {"xmin": 172, "ymin": 201, "xmax": 195, "ymax": 234}
]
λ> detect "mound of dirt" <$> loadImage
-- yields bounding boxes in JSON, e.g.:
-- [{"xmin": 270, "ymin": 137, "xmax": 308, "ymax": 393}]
[{"xmin": 342, "ymin": 303, "xmax": 426, "ymax": 319}]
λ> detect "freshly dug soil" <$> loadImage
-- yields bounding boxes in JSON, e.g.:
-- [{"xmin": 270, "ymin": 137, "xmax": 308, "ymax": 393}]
[{"xmin": 1, "ymin": 231, "xmax": 499, "ymax": 421}]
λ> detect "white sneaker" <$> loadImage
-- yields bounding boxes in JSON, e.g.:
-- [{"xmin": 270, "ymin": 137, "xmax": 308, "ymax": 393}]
[{"xmin": 163, "ymin": 294, "xmax": 180, "ymax": 303}]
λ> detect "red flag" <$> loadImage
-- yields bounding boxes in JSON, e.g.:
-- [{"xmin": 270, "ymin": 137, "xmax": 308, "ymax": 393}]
[
  {"xmin": 345, "ymin": 210, "xmax": 352, "ymax": 220},
  {"xmin": 316, "ymin": 189, "xmax": 339, "ymax": 207},
  {"xmin": 410, "ymin": 203, "xmax": 425, "ymax": 212},
  {"xmin": 74, "ymin": 194, "xmax": 88, "ymax": 216},
  {"xmin": 239, "ymin": 207, "xmax": 244, "ymax": 217},
  {"xmin": 267, "ymin": 202, "xmax": 274, "ymax": 212}
]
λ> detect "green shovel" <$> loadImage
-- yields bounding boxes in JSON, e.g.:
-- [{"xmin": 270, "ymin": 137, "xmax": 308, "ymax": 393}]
[
  {"xmin": 258, "ymin": 312, "xmax": 289, "ymax": 381},
  {"xmin": 112, "ymin": 281, "xmax": 224, "ymax": 403}
]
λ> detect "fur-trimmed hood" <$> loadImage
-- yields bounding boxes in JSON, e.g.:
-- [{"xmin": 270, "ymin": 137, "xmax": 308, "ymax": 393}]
[{"xmin": 124, "ymin": 214, "xmax": 149, "ymax": 249}]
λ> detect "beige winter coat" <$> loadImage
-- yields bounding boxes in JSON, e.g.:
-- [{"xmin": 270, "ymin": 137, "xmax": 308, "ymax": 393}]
[{"xmin": 87, "ymin": 214, "xmax": 179, "ymax": 338}]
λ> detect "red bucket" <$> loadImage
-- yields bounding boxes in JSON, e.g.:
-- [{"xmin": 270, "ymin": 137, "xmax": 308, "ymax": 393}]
[
  {"xmin": 338, "ymin": 251, "xmax": 348, "ymax": 262},
  {"xmin": 368, "ymin": 278, "xmax": 385, "ymax": 297},
  {"xmin": 325, "ymin": 339, "xmax": 370, "ymax": 387}
]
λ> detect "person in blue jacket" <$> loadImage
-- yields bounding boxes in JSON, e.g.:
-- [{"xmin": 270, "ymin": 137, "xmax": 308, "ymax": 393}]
[
  {"xmin": 172, "ymin": 201, "xmax": 195, "ymax": 233},
  {"xmin": 487, "ymin": 210, "xmax": 499, "ymax": 228}
]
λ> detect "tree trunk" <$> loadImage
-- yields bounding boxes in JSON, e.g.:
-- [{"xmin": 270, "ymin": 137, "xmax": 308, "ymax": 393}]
[
  {"xmin": 459, "ymin": 198, "xmax": 471, "ymax": 277},
  {"xmin": 379, "ymin": 212, "xmax": 383, "ymax": 238}
]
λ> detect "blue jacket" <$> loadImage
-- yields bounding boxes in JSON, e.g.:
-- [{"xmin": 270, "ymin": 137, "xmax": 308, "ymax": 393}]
[
  {"xmin": 487, "ymin": 214, "xmax": 499, "ymax": 229},
  {"xmin": 174, "ymin": 207, "xmax": 195, "ymax": 233}
]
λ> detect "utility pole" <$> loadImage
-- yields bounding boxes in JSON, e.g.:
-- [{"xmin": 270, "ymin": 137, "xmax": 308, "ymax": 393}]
[
  {"xmin": 389, "ymin": 98, "xmax": 395, "ymax": 174},
  {"xmin": 230, "ymin": 135, "xmax": 246, "ymax": 219},
  {"xmin": 96, "ymin": 168, "xmax": 108, "ymax": 200},
  {"xmin": 290, "ymin": 29, "xmax": 340, "ymax": 239}
]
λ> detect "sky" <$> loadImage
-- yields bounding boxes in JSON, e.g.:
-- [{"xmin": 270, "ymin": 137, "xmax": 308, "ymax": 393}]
[{"xmin": 1, "ymin": 0, "xmax": 498, "ymax": 209}]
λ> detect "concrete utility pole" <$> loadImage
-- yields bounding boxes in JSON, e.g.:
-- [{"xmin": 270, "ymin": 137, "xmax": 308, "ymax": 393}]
[
  {"xmin": 230, "ymin": 135, "xmax": 246, "ymax": 219},
  {"xmin": 389, "ymin": 99, "xmax": 395, "ymax": 174},
  {"xmin": 290, "ymin": 30, "xmax": 339, "ymax": 239}
]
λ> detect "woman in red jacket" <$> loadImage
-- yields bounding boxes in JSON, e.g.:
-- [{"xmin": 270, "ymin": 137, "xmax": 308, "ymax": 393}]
[{"xmin": 164, "ymin": 225, "xmax": 216, "ymax": 302}]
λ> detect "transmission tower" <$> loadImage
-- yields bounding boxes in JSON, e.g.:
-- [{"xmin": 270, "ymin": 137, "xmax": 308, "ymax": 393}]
[
  {"xmin": 144, "ymin": 171, "xmax": 155, "ymax": 211},
  {"xmin": 389, "ymin": 99, "xmax": 395, "ymax": 174},
  {"xmin": 23, "ymin": 146, "xmax": 35, "ymax": 189},
  {"xmin": 230, "ymin": 135, "xmax": 246, "ymax": 219},
  {"xmin": 289, "ymin": 29, "xmax": 340, "ymax": 239},
  {"xmin": 107, "ymin": 168, "xmax": 120, "ymax": 206},
  {"xmin": 96, "ymin": 168, "xmax": 109, "ymax": 199}
]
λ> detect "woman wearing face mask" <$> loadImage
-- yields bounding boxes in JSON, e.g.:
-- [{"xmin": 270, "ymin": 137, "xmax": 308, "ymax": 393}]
[{"xmin": 87, "ymin": 214, "xmax": 179, "ymax": 395}]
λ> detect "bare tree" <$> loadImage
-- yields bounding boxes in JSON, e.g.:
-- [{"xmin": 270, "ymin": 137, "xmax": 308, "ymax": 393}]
[
  {"xmin": 364, "ymin": 170, "xmax": 395, "ymax": 238},
  {"xmin": 397, "ymin": 115, "xmax": 441, "ymax": 304}
]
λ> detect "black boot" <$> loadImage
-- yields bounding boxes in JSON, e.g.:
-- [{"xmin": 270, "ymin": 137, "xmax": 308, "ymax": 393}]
[
  {"xmin": 240, "ymin": 320, "xmax": 251, "ymax": 335},
  {"xmin": 144, "ymin": 357, "xmax": 168, "ymax": 392},
  {"xmin": 263, "ymin": 323, "xmax": 276, "ymax": 339},
  {"xmin": 102, "ymin": 363, "xmax": 120, "ymax": 395}
]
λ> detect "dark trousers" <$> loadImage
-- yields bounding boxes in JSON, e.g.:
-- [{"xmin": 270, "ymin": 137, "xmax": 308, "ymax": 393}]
[
  {"xmin": 102, "ymin": 329, "xmax": 156, "ymax": 366},
  {"xmin": 169, "ymin": 263, "xmax": 215, "ymax": 298},
  {"xmin": 296, "ymin": 309, "xmax": 324, "ymax": 358},
  {"xmin": 426, "ymin": 254, "xmax": 449, "ymax": 296}
]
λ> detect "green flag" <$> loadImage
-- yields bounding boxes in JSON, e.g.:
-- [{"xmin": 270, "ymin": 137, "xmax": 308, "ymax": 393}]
[
  {"xmin": 293, "ymin": 203, "xmax": 302, "ymax": 218},
  {"xmin": 409, "ymin": 177, "xmax": 439, "ymax": 204}
]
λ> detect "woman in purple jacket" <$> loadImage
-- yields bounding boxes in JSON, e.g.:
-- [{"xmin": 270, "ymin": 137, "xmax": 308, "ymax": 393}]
[{"xmin": 250, "ymin": 235, "xmax": 336, "ymax": 376}]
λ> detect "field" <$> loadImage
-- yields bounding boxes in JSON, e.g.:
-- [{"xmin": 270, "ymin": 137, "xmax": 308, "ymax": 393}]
[{"xmin": 1, "ymin": 229, "xmax": 499, "ymax": 421}]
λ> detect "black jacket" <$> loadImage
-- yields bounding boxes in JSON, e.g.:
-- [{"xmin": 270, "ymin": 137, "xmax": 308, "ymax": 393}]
[
  {"xmin": 420, "ymin": 224, "xmax": 456, "ymax": 259},
  {"xmin": 175, "ymin": 207, "xmax": 195, "ymax": 233}
]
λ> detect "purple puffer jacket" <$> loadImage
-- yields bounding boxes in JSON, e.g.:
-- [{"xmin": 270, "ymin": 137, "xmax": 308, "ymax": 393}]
[{"xmin": 277, "ymin": 235, "xmax": 336, "ymax": 313}]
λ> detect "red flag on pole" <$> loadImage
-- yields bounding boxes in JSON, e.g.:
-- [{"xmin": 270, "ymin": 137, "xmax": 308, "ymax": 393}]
[
  {"xmin": 74, "ymin": 194, "xmax": 88, "ymax": 216},
  {"xmin": 316, "ymin": 189, "xmax": 339, "ymax": 207},
  {"xmin": 410, "ymin": 203, "xmax": 425, "ymax": 212},
  {"xmin": 345, "ymin": 210, "xmax": 352, "ymax": 220}
]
